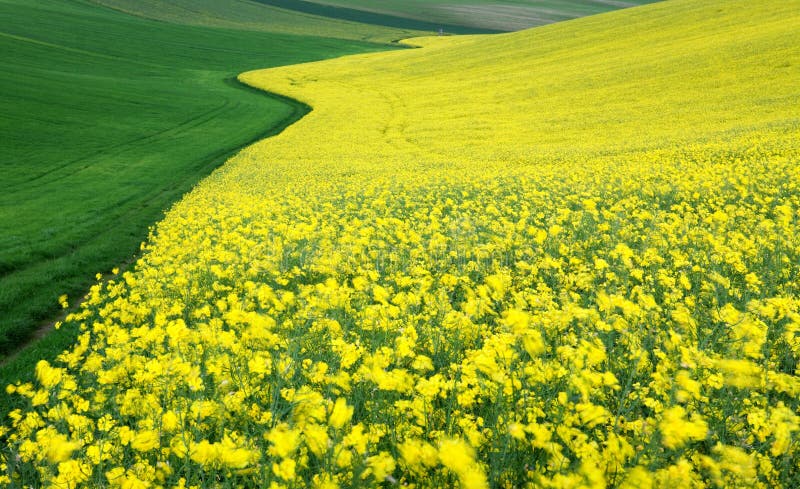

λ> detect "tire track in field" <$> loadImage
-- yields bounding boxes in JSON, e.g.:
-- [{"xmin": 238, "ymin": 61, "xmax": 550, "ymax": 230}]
[
  {"xmin": 0, "ymin": 31, "xmax": 163, "ymax": 69},
  {"xmin": 10, "ymin": 100, "xmax": 234, "ymax": 188}
]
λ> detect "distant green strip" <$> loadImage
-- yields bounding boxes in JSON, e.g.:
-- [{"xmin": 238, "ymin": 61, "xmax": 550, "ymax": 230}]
[{"xmin": 252, "ymin": 0, "xmax": 502, "ymax": 34}]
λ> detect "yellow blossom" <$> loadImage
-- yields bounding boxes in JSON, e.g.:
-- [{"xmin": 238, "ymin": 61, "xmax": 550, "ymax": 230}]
[{"xmin": 328, "ymin": 398, "xmax": 354, "ymax": 430}]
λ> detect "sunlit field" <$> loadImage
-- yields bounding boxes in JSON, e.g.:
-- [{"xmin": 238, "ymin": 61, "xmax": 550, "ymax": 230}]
[{"xmin": 3, "ymin": 0, "xmax": 800, "ymax": 487}]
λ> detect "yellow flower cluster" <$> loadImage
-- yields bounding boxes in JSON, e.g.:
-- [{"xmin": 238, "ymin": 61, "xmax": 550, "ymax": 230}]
[{"xmin": 3, "ymin": 0, "xmax": 800, "ymax": 487}]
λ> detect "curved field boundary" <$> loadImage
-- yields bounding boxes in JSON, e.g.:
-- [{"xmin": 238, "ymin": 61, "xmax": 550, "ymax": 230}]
[
  {"xmin": 4, "ymin": 0, "xmax": 800, "ymax": 485},
  {"xmin": 0, "ymin": 77, "xmax": 311, "ymax": 354},
  {"xmin": 224, "ymin": 77, "xmax": 312, "ymax": 141},
  {"xmin": 8, "ymin": 81, "xmax": 311, "ymax": 192},
  {"xmin": 0, "ymin": 0, "xmax": 394, "ymax": 366},
  {"xmin": 0, "ymin": 78, "xmax": 311, "ymax": 417}
]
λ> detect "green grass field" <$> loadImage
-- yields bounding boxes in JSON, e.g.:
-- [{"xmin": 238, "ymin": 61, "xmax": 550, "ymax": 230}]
[
  {"xmin": 90, "ymin": 0, "xmax": 426, "ymax": 41},
  {"xmin": 0, "ymin": 0, "xmax": 402, "ymax": 405},
  {"xmin": 296, "ymin": 0, "xmax": 660, "ymax": 31}
]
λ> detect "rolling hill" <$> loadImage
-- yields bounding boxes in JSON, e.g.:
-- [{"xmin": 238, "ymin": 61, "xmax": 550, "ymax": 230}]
[
  {"xmin": 89, "ymin": 0, "xmax": 427, "ymax": 40},
  {"xmin": 281, "ymin": 0, "xmax": 660, "ymax": 31},
  {"xmin": 4, "ymin": 0, "xmax": 799, "ymax": 487},
  {"xmin": 0, "ymin": 0, "xmax": 399, "ymax": 385},
  {"xmin": 91, "ymin": 0, "xmax": 659, "ymax": 34}
]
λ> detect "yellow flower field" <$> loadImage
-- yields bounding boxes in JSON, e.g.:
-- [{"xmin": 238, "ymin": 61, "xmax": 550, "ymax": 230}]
[{"xmin": 4, "ymin": 0, "xmax": 800, "ymax": 487}]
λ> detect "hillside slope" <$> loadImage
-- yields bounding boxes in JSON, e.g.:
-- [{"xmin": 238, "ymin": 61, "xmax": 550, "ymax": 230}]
[
  {"xmin": 0, "ymin": 0, "xmax": 393, "ymax": 377},
  {"xmin": 89, "ymin": 0, "xmax": 426, "ymax": 41},
  {"xmin": 302, "ymin": 0, "xmax": 660, "ymax": 31},
  {"xmin": 89, "ymin": 0, "xmax": 655, "ymax": 34},
  {"xmin": 5, "ymin": 0, "xmax": 800, "ymax": 487},
  {"xmin": 240, "ymin": 0, "xmax": 797, "ymax": 172}
]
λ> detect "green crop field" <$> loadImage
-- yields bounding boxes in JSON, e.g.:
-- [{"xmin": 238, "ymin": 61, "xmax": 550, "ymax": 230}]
[
  {"xmin": 89, "ymin": 0, "xmax": 426, "ymax": 41},
  {"xmin": 91, "ymin": 0, "xmax": 657, "ymax": 35},
  {"xmin": 290, "ymin": 0, "xmax": 660, "ymax": 31},
  {"xmin": 0, "ymin": 0, "xmax": 406, "ymax": 406}
]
